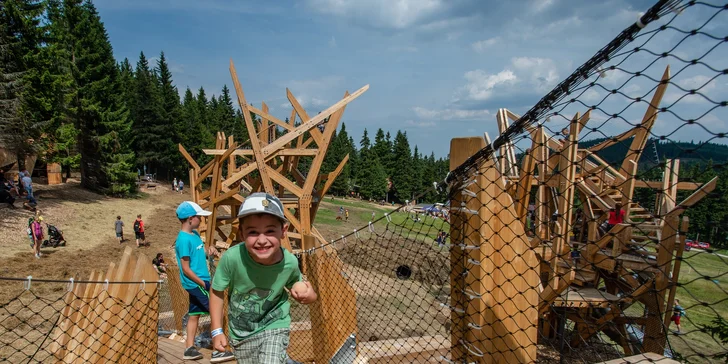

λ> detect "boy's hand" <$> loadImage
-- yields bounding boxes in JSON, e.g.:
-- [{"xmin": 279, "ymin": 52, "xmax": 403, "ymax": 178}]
[
  {"xmin": 212, "ymin": 333, "xmax": 228, "ymax": 352},
  {"xmin": 290, "ymin": 281, "xmax": 317, "ymax": 304}
]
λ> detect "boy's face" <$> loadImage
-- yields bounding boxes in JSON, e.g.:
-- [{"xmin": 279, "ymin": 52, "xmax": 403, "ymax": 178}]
[
  {"xmin": 189, "ymin": 215, "xmax": 202, "ymax": 229},
  {"xmin": 240, "ymin": 214, "xmax": 287, "ymax": 265}
]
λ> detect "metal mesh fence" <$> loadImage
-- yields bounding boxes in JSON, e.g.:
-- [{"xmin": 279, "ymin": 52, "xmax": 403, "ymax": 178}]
[
  {"xmin": 3, "ymin": 0, "xmax": 727, "ymax": 363},
  {"xmin": 289, "ymin": 1, "xmax": 728, "ymax": 363},
  {"xmin": 0, "ymin": 277, "xmax": 159, "ymax": 363}
]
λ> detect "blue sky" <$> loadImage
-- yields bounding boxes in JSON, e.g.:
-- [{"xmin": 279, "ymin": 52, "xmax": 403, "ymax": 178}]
[{"xmin": 94, "ymin": 0, "xmax": 727, "ymax": 158}]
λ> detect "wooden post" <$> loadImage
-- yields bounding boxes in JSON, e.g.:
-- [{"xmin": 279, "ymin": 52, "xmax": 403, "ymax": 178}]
[
  {"xmin": 449, "ymin": 137, "xmax": 539, "ymax": 363},
  {"xmin": 303, "ymin": 234, "xmax": 357, "ymax": 363},
  {"xmin": 47, "ymin": 163, "xmax": 62, "ymax": 184}
]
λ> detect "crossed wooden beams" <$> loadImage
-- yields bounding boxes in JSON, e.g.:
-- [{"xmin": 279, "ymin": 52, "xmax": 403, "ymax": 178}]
[
  {"xmin": 487, "ymin": 65, "xmax": 718, "ymax": 356},
  {"xmin": 180, "ymin": 60, "xmax": 368, "ymax": 252}
]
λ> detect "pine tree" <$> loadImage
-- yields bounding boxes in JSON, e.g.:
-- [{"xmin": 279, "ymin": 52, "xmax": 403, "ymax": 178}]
[
  {"xmin": 131, "ymin": 51, "xmax": 165, "ymax": 175},
  {"xmin": 156, "ymin": 51, "xmax": 183, "ymax": 178},
  {"xmin": 62, "ymin": 0, "xmax": 136, "ymax": 193},
  {"xmin": 0, "ymin": 0, "xmax": 45, "ymax": 168},
  {"xmin": 327, "ymin": 123, "xmax": 353, "ymax": 195},
  {"xmin": 390, "ymin": 130, "xmax": 413, "ymax": 202}
]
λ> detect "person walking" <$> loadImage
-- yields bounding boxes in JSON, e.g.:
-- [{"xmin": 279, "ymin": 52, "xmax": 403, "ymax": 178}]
[
  {"xmin": 115, "ymin": 216, "xmax": 125, "ymax": 244},
  {"xmin": 21, "ymin": 171, "xmax": 37, "ymax": 205},
  {"xmin": 173, "ymin": 178, "xmax": 178, "ymax": 192},
  {"xmin": 178, "ymin": 179, "xmax": 184, "ymax": 194},
  {"xmin": 134, "ymin": 214, "xmax": 147, "ymax": 247},
  {"xmin": 670, "ymin": 299, "xmax": 686, "ymax": 334}
]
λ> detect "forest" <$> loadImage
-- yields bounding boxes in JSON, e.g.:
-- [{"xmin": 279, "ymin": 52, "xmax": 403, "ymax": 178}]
[
  {"xmin": 0, "ymin": 0, "xmax": 449, "ymax": 202},
  {"xmin": 1, "ymin": 0, "xmax": 726, "ymax": 244}
]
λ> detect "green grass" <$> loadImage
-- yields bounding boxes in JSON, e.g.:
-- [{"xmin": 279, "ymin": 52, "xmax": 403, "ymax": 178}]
[
  {"xmin": 665, "ymin": 250, "xmax": 728, "ymax": 362},
  {"xmin": 314, "ymin": 198, "xmax": 449, "ymax": 245}
]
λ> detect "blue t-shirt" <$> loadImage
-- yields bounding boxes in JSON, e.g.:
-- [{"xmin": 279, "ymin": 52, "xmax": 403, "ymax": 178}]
[{"xmin": 174, "ymin": 230, "xmax": 211, "ymax": 289}]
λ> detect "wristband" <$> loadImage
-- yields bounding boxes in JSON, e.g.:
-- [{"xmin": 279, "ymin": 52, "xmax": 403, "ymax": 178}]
[{"xmin": 211, "ymin": 328, "xmax": 224, "ymax": 338}]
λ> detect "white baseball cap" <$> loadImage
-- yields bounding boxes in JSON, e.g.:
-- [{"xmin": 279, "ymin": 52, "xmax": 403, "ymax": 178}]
[
  {"xmin": 176, "ymin": 201, "xmax": 212, "ymax": 219},
  {"xmin": 237, "ymin": 193, "xmax": 287, "ymax": 222}
]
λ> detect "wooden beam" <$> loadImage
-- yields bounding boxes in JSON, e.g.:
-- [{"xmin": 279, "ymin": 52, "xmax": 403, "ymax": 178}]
[
  {"xmin": 634, "ymin": 180, "xmax": 701, "ymax": 190},
  {"xmin": 620, "ymin": 66, "xmax": 670, "ymax": 175},
  {"xmin": 179, "ymin": 144, "xmax": 201, "ymax": 170},
  {"xmin": 229, "ymin": 59, "xmax": 276, "ymax": 194},
  {"xmin": 267, "ymin": 167, "xmax": 304, "ymax": 197},
  {"xmin": 665, "ymin": 176, "xmax": 718, "ymax": 219},
  {"xmin": 247, "ymin": 104, "xmax": 295, "ymax": 131},
  {"xmin": 286, "ymin": 88, "xmax": 324, "ymax": 146},
  {"xmin": 203, "ymin": 148, "xmax": 319, "ymax": 156},
  {"xmin": 319, "ymin": 154, "xmax": 350, "ymax": 198},
  {"xmin": 262, "ymin": 86, "xmax": 367, "ymax": 157}
]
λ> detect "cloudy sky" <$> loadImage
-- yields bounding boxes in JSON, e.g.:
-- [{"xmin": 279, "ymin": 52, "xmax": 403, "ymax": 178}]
[{"xmin": 94, "ymin": 0, "xmax": 727, "ymax": 158}]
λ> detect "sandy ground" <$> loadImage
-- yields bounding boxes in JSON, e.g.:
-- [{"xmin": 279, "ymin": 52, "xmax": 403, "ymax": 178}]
[{"xmin": 0, "ymin": 180, "xmax": 185, "ymax": 285}]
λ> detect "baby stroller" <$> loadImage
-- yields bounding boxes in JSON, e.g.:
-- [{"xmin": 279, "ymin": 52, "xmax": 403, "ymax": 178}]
[{"xmin": 42, "ymin": 224, "xmax": 67, "ymax": 248}]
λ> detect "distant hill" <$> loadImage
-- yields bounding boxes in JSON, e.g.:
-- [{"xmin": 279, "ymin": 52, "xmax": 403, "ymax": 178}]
[{"xmin": 579, "ymin": 137, "xmax": 728, "ymax": 169}]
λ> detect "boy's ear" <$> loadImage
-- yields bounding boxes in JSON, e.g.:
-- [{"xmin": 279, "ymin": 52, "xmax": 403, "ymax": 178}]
[{"xmin": 281, "ymin": 222, "xmax": 289, "ymax": 237}]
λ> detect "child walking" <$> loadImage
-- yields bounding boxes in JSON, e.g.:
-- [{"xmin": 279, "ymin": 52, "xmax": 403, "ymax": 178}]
[
  {"xmin": 210, "ymin": 192, "xmax": 317, "ymax": 363},
  {"xmin": 174, "ymin": 201, "xmax": 235, "ymax": 363},
  {"xmin": 115, "ymin": 216, "xmax": 124, "ymax": 243}
]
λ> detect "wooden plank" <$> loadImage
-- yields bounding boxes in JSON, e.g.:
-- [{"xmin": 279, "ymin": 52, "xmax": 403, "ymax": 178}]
[
  {"xmin": 598, "ymin": 353, "xmax": 679, "ymax": 364},
  {"xmin": 634, "ymin": 180, "xmax": 700, "ymax": 190},
  {"xmin": 267, "ymin": 167, "xmax": 304, "ymax": 197},
  {"xmin": 620, "ymin": 66, "xmax": 670, "ymax": 175},
  {"xmin": 203, "ymin": 148, "xmax": 319, "ymax": 156},
  {"xmin": 248, "ymin": 104, "xmax": 295, "ymax": 131},
  {"xmin": 262, "ymin": 86, "xmax": 367, "ymax": 157},
  {"xmin": 178, "ymin": 144, "xmax": 200, "ymax": 170},
  {"xmin": 320, "ymin": 154, "xmax": 350, "ymax": 198},
  {"xmin": 665, "ymin": 176, "xmax": 717, "ymax": 219},
  {"xmin": 229, "ymin": 60, "xmax": 276, "ymax": 194},
  {"xmin": 286, "ymin": 88, "xmax": 324, "ymax": 146},
  {"xmin": 355, "ymin": 335, "xmax": 450, "ymax": 363},
  {"xmin": 304, "ymin": 235, "xmax": 358, "ymax": 363}
]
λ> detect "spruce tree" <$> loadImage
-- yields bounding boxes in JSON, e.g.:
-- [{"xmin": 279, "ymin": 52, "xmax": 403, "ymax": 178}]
[
  {"xmin": 131, "ymin": 51, "xmax": 165, "ymax": 176},
  {"xmin": 156, "ymin": 51, "xmax": 183, "ymax": 178},
  {"xmin": 0, "ymin": 0, "xmax": 45, "ymax": 167},
  {"xmin": 63, "ymin": 0, "xmax": 136, "ymax": 193},
  {"xmin": 390, "ymin": 130, "xmax": 413, "ymax": 202}
]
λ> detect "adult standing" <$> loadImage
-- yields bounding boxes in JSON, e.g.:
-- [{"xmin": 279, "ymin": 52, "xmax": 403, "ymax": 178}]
[{"xmin": 21, "ymin": 171, "xmax": 37, "ymax": 205}]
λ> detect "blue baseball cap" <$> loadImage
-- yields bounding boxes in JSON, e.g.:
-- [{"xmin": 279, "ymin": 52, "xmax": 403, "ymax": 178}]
[{"xmin": 176, "ymin": 201, "xmax": 212, "ymax": 219}]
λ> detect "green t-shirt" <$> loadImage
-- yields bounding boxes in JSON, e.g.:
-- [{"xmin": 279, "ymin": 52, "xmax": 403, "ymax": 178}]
[{"xmin": 211, "ymin": 245, "xmax": 301, "ymax": 340}]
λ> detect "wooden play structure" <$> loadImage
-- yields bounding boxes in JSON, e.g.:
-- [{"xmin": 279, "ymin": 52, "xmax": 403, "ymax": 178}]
[
  {"xmin": 179, "ymin": 60, "xmax": 367, "ymax": 255},
  {"xmin": 448, "ymin": 65, "xmax": 716, "ymax": 360},
  {"xmin": 48, "ymin": 246, "xmax": 160, "ymax": 363}
]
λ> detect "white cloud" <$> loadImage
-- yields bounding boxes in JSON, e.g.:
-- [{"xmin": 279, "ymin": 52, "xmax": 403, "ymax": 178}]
[
  {"xmin": 306, "ymin": 0, "xmax": 446, "ymax": 30},
  {"xmin": 663, "ymin": 75, "xmax": 719, "ymax": 105},
  {"xmin": 405, "ymin": 120, "xmax": 437, "ymax": 127},
  {"xmin": 95, "ymin": 0, "xmax": 281, "ymax": 14},
  {"xmin": 329, "ymin": 36, "xmax": 337, "ymax": 48},
  {"xmin": 471, "ymin": 37, "xmax": 499, "ymax": 53},
  {"xmin": 412, "ymin": 107, "xmax": 491, "ymax": 120},
  {"xmin": 531, "ymin": 0, "xmax": 555, "ymax": 13},
  {"xmin": 460, "ymin": 69, "xmax": 518, "ymax": 101},
  {"xmin": 511, "ymin": 57, "xmax": 559, "ymax": 91}
]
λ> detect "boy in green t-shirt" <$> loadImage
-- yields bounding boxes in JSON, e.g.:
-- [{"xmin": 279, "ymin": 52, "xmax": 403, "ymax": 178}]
[{"xmin": 210, "ymin": 193, "xmax": 317, "ymax": 363}]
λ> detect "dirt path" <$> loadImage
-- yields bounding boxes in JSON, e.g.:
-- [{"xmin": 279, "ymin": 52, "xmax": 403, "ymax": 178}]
[{"xmin": 0, "ymin": 181, "xmax": 185, "ymax": 286}]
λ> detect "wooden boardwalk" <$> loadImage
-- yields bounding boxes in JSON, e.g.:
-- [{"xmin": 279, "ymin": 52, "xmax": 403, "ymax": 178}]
[{"xmin": 157, "ymin": 336, "xmax": 212, "ymax": 364}]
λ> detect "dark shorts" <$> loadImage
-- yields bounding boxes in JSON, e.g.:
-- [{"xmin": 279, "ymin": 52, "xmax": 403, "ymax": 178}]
[
  {"xmin": 116, "ymin": 232, "xmax": 123, "ymax": 238},
  {"xmin": 186, "ymin": 282, "xmax": 210, "ymax": 316},
  {"xmin": 135, "ymin": 231, "xmax": 145, "ymax": 240}
]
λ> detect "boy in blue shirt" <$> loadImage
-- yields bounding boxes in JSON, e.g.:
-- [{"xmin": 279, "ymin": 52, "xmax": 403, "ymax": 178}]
[
  {"xmin": 209, "ymin": 193, "xmax": 317, "ymax": 363},
  {"xmin": 175, "ymin": 201, "xmax": 235, "ymax": 363}
]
